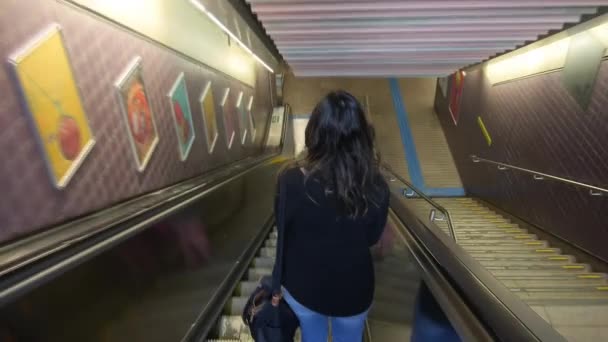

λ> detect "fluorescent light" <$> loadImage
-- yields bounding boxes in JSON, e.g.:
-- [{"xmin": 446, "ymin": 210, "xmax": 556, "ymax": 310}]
[{"xmin": 188, "ymin": 0, "xmax": 274, "ymax": 73}]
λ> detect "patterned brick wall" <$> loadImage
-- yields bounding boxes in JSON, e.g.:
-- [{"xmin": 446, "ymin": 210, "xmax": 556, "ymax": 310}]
[
  {"xmin": 435, "ymin": 61, "xmax": 608, "ymax": 261},
  {"xmin": 0, "ymin": 0, "xmax": 274, "ymax": 243}
]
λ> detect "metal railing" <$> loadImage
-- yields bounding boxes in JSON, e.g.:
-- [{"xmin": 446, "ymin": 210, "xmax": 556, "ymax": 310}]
[
  {"xmin": 381, "ymin": 163, "xmax": 458, "ymax": 242},
  {"xmin": 471, "ymin": 155, "xmax": 608, "ymax": 197}
]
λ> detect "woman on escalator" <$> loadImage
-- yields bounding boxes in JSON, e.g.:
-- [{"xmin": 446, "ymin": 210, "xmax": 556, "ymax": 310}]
[{"xmin": 276, "ymin": 90, "xmax": 390, "ymax": 342}]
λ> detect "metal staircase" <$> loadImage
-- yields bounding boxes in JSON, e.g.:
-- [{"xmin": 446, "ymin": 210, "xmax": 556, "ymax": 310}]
[{"xmin": 408, "ymin": 197, "xmax": 608, "ymax": 306}]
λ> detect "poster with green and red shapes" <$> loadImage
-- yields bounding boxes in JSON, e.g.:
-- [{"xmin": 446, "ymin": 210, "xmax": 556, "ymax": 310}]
[{"xmin": 168, "ymin": 72, "xmax": 195, "ymax": 161}]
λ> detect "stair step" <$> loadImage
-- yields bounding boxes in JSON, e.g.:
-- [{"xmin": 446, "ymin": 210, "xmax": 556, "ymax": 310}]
[
  {"xmin": 492, "ymin": 270, "xmax": 601, "ymax": 279},
  {"xmin": 517, "ymin": 291, "xmax": 608, "ymax": 302},
  {"xmin": 472, "ymin": 254, "xmax": 574, "ymax": 262},
  {"xmin": 458, "ymin": 240, "xmax": 548, "ymax": 247},
  {"xmin": 265, "ymin": 239, "xmax": 277, "ymax": 247},
  {"xmin": 464, "ymin": 246, "xmax": 561, "ymax": 253},
  {"xmin": 506, "ymin": 278, "xmax": 608, "ymax": 286},
  {"xmin": 456, "ymin": 228, "xmax": 527, "ymax": 234},
  {"xmin": 458, "ymin": 234, "xmax": 537, "ymax": 241},
  {"xmin": 454, "ymin": 222, "xmax": 517, "ymax": 227},
  {"xmin": 479, "ymin": 259, "xmax": 577, "ymax": 267},
  {"xmin": 484, "ymin": 263, "xmax": 591, "ymax": 271},
  {"xmin": 509, "ymin": 284, "xmax": 608, "ymax": 292}
]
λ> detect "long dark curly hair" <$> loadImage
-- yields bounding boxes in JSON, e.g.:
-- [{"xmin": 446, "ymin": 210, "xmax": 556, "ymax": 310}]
[{"xmin": 301, "ymin": 90, "xmax": 384, "ymax": 218}]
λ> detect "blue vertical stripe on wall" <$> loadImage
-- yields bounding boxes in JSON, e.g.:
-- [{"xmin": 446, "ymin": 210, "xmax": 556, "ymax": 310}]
[
  {"xmin": 388, "ymin": 78, "xmax": 425, "ymax": 189},
  {"xmin": 389, "ymin": 78, "xmax": 465, "ymax": 197}
]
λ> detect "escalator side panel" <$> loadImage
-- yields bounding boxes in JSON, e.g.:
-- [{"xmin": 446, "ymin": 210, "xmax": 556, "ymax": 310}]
[{"xmin": 0, "ymin": 162, "xmax": 282, "ymax": 342}]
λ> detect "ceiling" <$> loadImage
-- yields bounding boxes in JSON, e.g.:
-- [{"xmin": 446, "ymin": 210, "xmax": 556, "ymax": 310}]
[{"xmin": 245, "ymin": 0, "xmax": 607, "ymax": 77}]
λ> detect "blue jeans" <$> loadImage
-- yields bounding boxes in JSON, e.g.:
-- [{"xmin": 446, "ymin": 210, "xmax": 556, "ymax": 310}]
[{"xmin": 283, "ymin": 289, "xmax": 368, "ymax": 342}]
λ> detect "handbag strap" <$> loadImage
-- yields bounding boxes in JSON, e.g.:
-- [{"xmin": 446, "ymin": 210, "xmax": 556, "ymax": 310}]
[{"xmin": 271, "ymin": 172, "xmax": 288, "ymax": 298}]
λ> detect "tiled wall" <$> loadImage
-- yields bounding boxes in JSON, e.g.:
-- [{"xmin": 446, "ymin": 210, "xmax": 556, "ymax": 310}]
[
  {"xmin": 435, "ymin": 61, "xmax": 608, "ymax": 261},
  {"xmin": 0, "ymin": 0, "xmax": 274, "ymax": 243}
]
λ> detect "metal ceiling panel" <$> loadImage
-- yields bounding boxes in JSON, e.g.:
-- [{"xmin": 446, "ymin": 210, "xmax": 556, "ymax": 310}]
[{"xmin": 245, "ymin": 0, "xmax": 607, "ymax": 77}]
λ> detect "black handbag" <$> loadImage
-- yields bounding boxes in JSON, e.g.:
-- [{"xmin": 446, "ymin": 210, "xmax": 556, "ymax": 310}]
[{"xmin": 242, "ymin": 174, "xmax": 299, "ymax": 341}]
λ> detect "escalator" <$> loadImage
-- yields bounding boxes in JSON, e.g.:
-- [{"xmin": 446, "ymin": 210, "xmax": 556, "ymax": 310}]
[
  {"xmin": 206, "ymin": 227, "xmax": 279, "ymax": 341},
  {"xmin": 206, "ymin": 219, "xmax": 421, "ymax": 341},
  {"xmin": 1, "ymin": 101, "xmax": 602, "ymax": 342}
]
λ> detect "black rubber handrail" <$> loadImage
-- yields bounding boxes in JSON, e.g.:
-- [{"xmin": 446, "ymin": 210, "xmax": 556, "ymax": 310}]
[
  {"xmin": 388, "ymin": 190, "xmax": 567, "ymax": 342},
  {"xmin": 388, "ymin": 209, "xmax": 495, "ymax": 342}
]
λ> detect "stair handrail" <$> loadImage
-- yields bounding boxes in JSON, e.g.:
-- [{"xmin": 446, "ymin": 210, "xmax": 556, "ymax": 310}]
[
  {"xmin": 381, "ymin": 163, "xmax": 457, "ymax": 242},
  {"xmin": 470, "ymin": 155, "xmax": 608, "ymax": 196}
]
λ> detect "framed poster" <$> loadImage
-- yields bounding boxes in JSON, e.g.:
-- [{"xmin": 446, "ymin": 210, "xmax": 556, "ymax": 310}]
[
  {"xmin": 448, "ymin": 70, "xmax": 465, "ymax": 125},
  {"xmin": 247, "ymin": 95, "xmax": 256, "ymax": 143},
  {"xmin": 199, "ymin": 81, "xmax": 218, "ymax": 154},
  {"xmin": 236, "ymin": 91, "xmax": 248, "ymax": 145},
  {"xmin": 221, "ymin": 88, "xmax": 236, "ymax": 149},
  {"xmin": 168, "ymin": 72, "xmax": 195, "ymax": 161},
  {"xmin": 115, "ymin": 56, "xmax": 159, "ymax": 172},
  {"xmin": 9, "ymin": 24, "xmax": 95, "ymax": 189}
]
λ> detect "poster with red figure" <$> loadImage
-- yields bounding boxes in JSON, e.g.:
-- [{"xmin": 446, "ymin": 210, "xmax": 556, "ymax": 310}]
[
  {"xmin": 115, "ymin": 57, "xmax": 159, "ymax": 172},
  {"xmin": 448, "ymin": 70, "xmax": 465, "ymax": 126}
]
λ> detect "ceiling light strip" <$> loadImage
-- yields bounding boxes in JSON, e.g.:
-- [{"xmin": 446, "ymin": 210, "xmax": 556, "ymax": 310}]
[{"xmin": 189, "ymin": 0, "xmax": 274, "ymax": 73}]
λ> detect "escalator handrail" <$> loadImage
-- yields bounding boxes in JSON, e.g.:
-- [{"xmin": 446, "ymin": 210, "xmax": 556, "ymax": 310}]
[
  {"xmin": 387, "ymin": 188, "xmax": 567, "ymax": 342},
  {"xmin": 388, "ymin": 209, "xmax": 495, "ymax": 342},
  {"xmin": 381, "ymin": 163, "xmax": 458, "ymax": 242},
  {"xmin": 0, "ymin": 105, "xmax": 290, "ymax": 305},
  {"xmin": 470, "ymin": 154, "xmax": 608, "ymax": 196}
]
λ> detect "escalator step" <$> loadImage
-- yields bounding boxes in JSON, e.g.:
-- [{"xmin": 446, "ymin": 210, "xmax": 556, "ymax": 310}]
[
  {"xmin": 226, "ymin": 297, "xmax": 249, "ymax": 315},
  {"xmin": 238, "ymin": 281, "xmax": 259, "ymax": 296},
  {"xmin": 253, "ymin": 257, "xmax": 275, "ymax": 268},
  {"xmin": 215, "ymin": 315, "xmax": 250, "ymax": 340},
  {"xmin": 259, "ymin": 247, "xmax": 275, "ymax": 257},
  {"xmin": 248, "ymin": 267, "xmax": 272, "ymax": 279}
]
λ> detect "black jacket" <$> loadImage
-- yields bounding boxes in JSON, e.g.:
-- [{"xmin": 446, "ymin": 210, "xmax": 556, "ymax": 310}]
[{"xmin": 276, "ymin": 167, "xmax": 390, "ymax": 316}]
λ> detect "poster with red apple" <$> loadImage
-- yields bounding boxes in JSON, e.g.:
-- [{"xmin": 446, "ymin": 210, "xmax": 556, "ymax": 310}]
[
  {"xmin": 9, "ymin": 25, "xmax": 96, "ymax": 189},
  {"xmin": 115, "ymin": 57, "xmax": 159, "ymax": 172}
]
